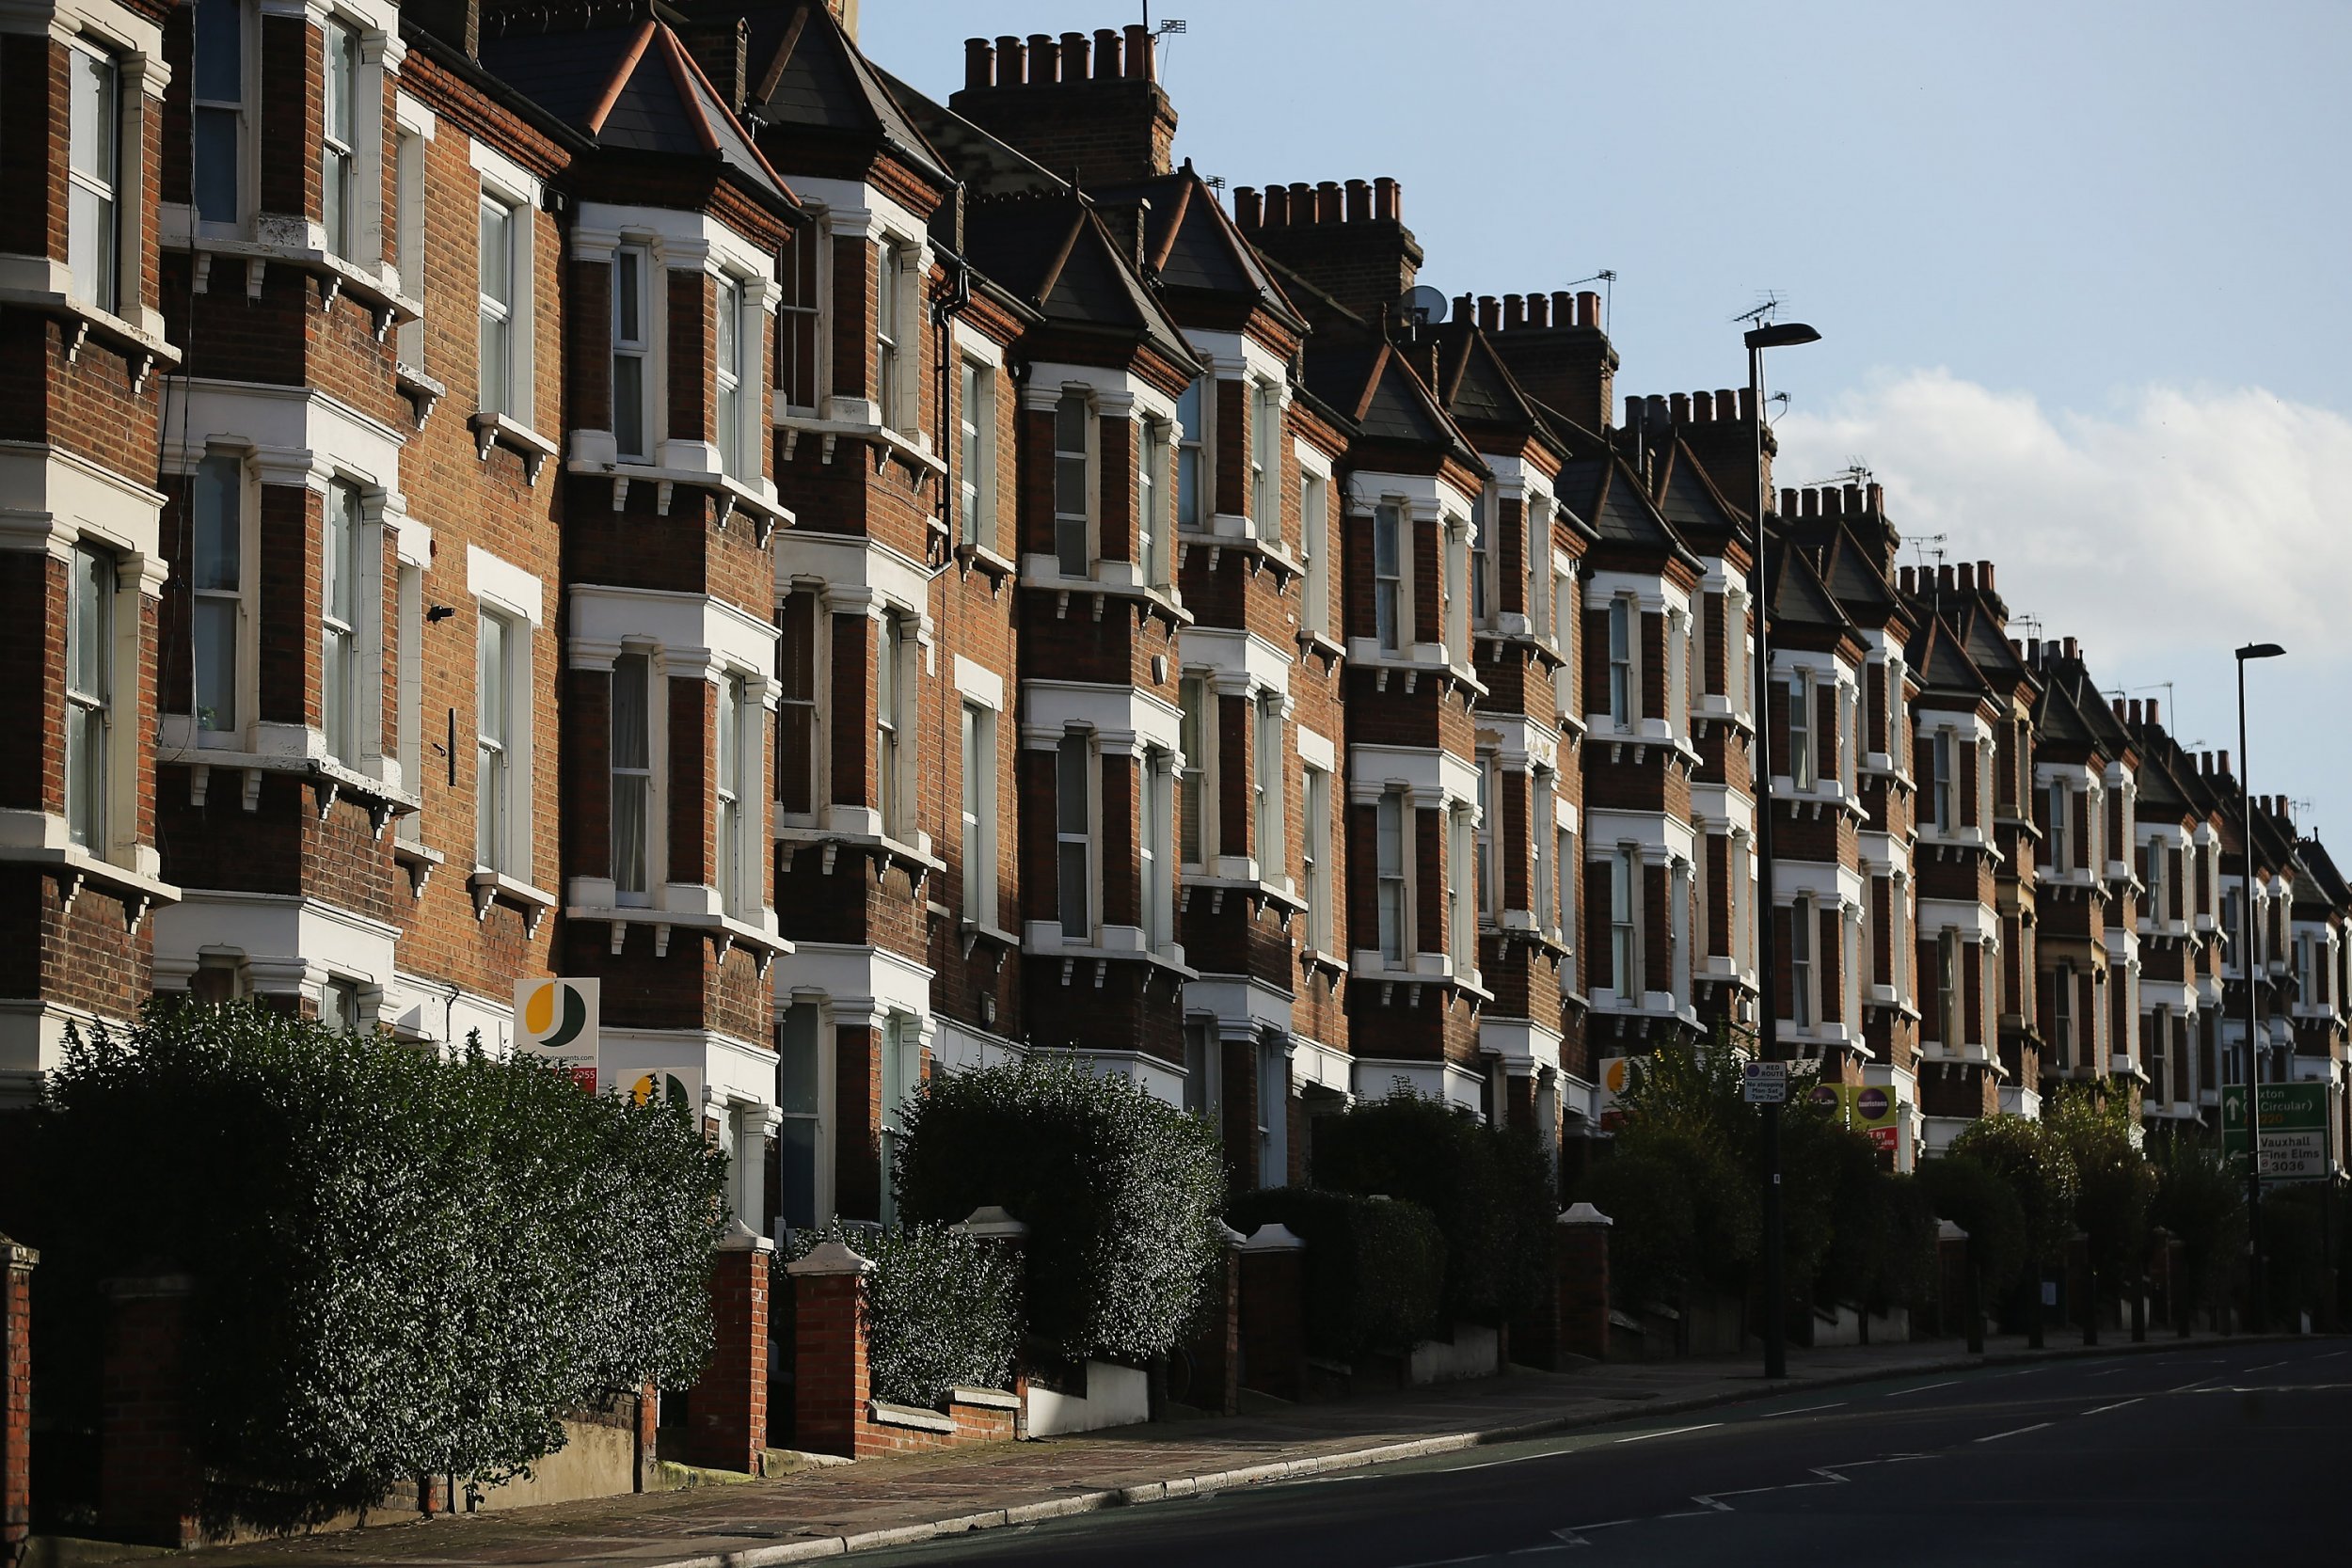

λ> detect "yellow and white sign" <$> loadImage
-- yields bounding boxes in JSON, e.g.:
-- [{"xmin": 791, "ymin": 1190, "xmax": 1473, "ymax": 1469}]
[
  {"xmin": 514, "ymin": 978, "xmax": 600, "ymax": 1088},
  {"xmin": 613, "ymin": 1065, "xmax": 703, "ymax": 1116}
]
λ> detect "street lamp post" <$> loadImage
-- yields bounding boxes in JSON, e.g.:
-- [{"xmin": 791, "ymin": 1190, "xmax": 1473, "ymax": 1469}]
[
  {"xmin": 1746, "ymin": 321, "xmax": 1820, "ymax": 1381},
  {"xmin": 2236, "ymin": 641, "xmax": 2284, "ymax": 1333}
]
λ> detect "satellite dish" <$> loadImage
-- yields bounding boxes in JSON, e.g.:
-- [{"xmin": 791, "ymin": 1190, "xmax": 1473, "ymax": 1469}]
[{"xmin": 1399, "ymin": 285, "xmax": 1448, "ymax": 328}]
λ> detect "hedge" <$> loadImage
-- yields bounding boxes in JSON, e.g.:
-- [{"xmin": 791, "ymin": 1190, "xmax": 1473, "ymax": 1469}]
[
  {"xmin": 32, "ymin": 1004, "xmax": 724, "ymax": 1527},
  {"xmin": 891, "ymin": 1057, "xmax": 1227, "ymax": 1364},
  {"xmin": 782, "ymin": 1223, "xmax": 1020, "ymax": 1409},
  {"xmin": 1309, "ymin": 1089, "xmax": 1554, "ymax": 1323},
  {"xmin": 1226, "ymin": 1188, "xmax": 1445, "ymax": 1361}
]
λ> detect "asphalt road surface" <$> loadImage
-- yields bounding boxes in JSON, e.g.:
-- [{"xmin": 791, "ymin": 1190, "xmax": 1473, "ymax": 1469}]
[{"xmin": 859, "ymin": 1338, "xmax": 2348, "ymax": 1567}]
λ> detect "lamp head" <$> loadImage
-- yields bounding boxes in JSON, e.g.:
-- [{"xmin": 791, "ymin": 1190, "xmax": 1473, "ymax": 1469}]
[
  {"xmin": 1744, "ymin": 322, "xmax": 1822, "ymax": 351},
  {"xmin": 2236, "ymin": 642, "xmax": 2286, "ymax": 661}
]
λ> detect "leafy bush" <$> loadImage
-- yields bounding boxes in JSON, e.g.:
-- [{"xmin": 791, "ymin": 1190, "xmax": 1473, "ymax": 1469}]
[
  {"xmin": 36, "ymin": 1004, "xmax": 723, "ymax": 1525},
  {"xmin": 2046, "ymin": 1085, "xmax": 2156, "ymax": 1291},
  {"xmin": 892, "ymin": 1057, "xmax": 1226, "ymax": 1364},
  {"xmin": 1917, "ymin": 1153, "xmax": 2028, "ymax": 1307},
  {"xmin": 1226, "ymin": 1188, "xmax": 1445, "ymax": 1360},
  {"xmin": 2261, "ymin": 1183, "xmax": 2335, "ymax": 1326},
  {"xmin": 1948, "ymin": 1114, "xmax": 2079, "ymax": 1273},
  {"xmin": 783, "ymin": 1223, "xmax": 1020, "ymax": 1409},
  {"xmin": 1578, "ymin": 1150, "xmax": 1696, "ymax": 1309},
  {"xmin": 2148, "ymin": 1130, "xmax": 2245, "ymax": 1320},
  {"xmin": 1808, "ymin": 1125, "xmax": 1907, "ymax": 1311},
  {"xmin": 1309, "ymin": 1088, "xmax": 1554, "ymax": 1323}
]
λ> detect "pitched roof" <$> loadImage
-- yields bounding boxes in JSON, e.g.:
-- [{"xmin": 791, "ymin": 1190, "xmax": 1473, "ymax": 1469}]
[
  {"xmin": 1651, "ymin": 439, "xmax": 1752, "ymax": 556},
  {"xmin": 872, "ymin": 61, "xmax": 1064, "ymax": 200},
  {"xmin": 1089, "ymin": 166, "xmax": 1306, "ymax": 334},
  {"xmin": 960, "ymin": 190, "xmax": 1196, "ymax": 369},
  {"xmin": 1555, "ymin": 451, "xmax": 1695, "ymax": 567},
  {"xmin": 484, "ymin": 18, "xmax": 789, "ymax": 204},
  {"xmin": 742, "ymin": 1, "xmax": 951, "ymax": 187},
  {"xmin": 1908, "ymin": 612, "xmax": 1995, "ymax": 701},
  {"xmin": 2031, "ymin": 655, "xmax": 2114, "ymax": 761},
  {"xmin": 2296, "ymin": 835, "xmax": 2351, "ymax": 910}
]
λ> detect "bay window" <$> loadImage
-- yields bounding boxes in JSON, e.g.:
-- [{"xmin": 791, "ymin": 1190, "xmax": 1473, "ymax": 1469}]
[
  {"xmin": 1611, "ymin": 847, "xmax": 1638, "ymax": 996},
  {"xmin": 874, "ymin": 240, "xmax": 905, "ymax": 430},
  {"xmin": 776, "ymin": 594, "xmax": 817, "ymax": 817},
  {"xmin": 1607, "ymin": 598, "xmax": 1632, "ymax": 729},
  {"xmin": 1179, "ymin": 673, "xmax": 1208, "ymax": 866},
  {"xmin": 1936, "ymin": 928, "xmax": 1961, "ymax": 1046},
  {"xmin": 1534, "ymin": 768, "xmax": 1556, "ymax": 934},
  {"xmin": 878, "ymin": 1016, "xmax": 916, "ymax": 1222},
  {"xmin": 1137, "ymin": 415, "xmax": 1169, "ymax": 589},
  {"xmin": 1931, "ymin": 730, "xmax": 1956, "ymax": 830},
  {"xmin": 191, "ymin": 0, "xmax": 246, "ymax": 229},
  {"xmin": 1055, "ymin": 390, "xmax": 1092, "ymax": 577},
  {"xmin": 1254, "ymin": 693, "xmax": 1282, "ymax": 879},
  {"xmin": 610, "ymin": 653, "xmax": 651, "ymax": 902},
  {"xmin": 875, "ymin": 613, "xmax": 908, "ymax": 838},
  {"xmin": 961, "ymin": 703, "xmax": 996, "ymax": 926},
  {"xmin": 1786, "ymin": 671, "xmax": 1815, "ymax": 789},
  {"xmin": 959, "ymin": 359, "xmax": 995, "ymax": 549},
  {"xmin": 776, "ymin": 1003, "xmax": 826, "ymax": 1228},
  {"xmin": 67, "ymin": 40, "xmax": 120, "ymax": 313},
  {"xmin": 191, "ymin": 455, "xmax": 243, "ymax": 740},
  {"xmin": 65, "ymin": 546, "xmax": 114, "ymax": 851},
  {"xmin": 1374, "ymin": 503, "xmax": 1403, "ymax": 651},
  {"xmin": 1250, "ymin": 381, "xmax": 1279, "ymax": 543},
  {"xmin": 1376, "ymin": 789, "xmax": 1406, "ymax": 963},
  {"xmin": 321, "ymin": 15, "xmax": 359, "ymax": 257},
  {"xmin": 1057, "ymin": 730, "xmax": 1092, "ymax": 941},
  {"xmin": 778, "ymin": 220, "xmax": 823, "ymax": 415},
  {"xmin": 321, "ymin": 481, "xmax": 361, "ymax": 766},
  {"xmin": 1791, "ymin": 895, "xmax": 1816, "ymax": 1028},
  {"xmin": 1473, "ymin": 754, "xmax": 1495, "ymax": 917},
  {"xmin": 715, "ymin": 673, "xmax": 750, "ymax": 914},
  {"xmin": 1302, "ymin": 763, "xmax": 1330, "ymax": 952},
  {"xmin": 1142, "ymin": 747, "xmax": 1173, "ymax": 950},
  {"xmin": 715, "ymin": 274, "xmax": 747, "ymax": 478},
  {"xmin": 1301, "ymin": 470, "xmax": 1329, "ymax": 637},
  {"xmin": 1175, "ymin": 378, "xmax": 1204, "ymax": 530},
  {"xmin": 611, "ymin": 245, "xmax": 651, "ymax": 460}
]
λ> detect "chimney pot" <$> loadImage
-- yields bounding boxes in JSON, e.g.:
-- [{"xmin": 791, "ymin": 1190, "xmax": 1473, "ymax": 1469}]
[
  {"xmin": 2027, "ymin": 636, "xmax": 2042, "ymax": 664},
  {"xmin": 1478, "ymin": 295, "xmax": 1501, "ymax": 331},
  {"xmin": 1645, "ymin": 394, "xmax": 1669, "ymax": 429},
  {"xmin": 1825, "ymin": 487, "xmax": 1845, "ymax": 516},
  {"xmin": 1454, "ymin": 292, "xmax": 1475, "ymax": 325},
  {"xmin": 1374, "ymin": 177, "xmax": 1401, "ymax": 220},
  {"xmin": 1899, "ymin": 565, "xmax": 1914, "ymax": 594},
  {"xmin": 1800, "ymin": 489, "xmax": 1817, "ymax": 517},
  {"xmin": 2148, "ymin": 699, "xmax": 2160, "ymax": 727},
  {"xmin": 1716, "ymin": 388, "xmax": 1739, "ymax": 422},
  {"xmin": 1780, "ymin": 486, "xmax": 1798, "ymax": 517},
  {"xmin": 1843, "ymin": 483, "xmax": 1863, "ymax": 515},
  {"xmin": 995, "ymin": 35, "xmax": 1024, "ymax": 84},
  {"xmin": 1551, "ymin": 290, "xmax": 1576, "ymax": 325},
  {"xmin": 1092, "ymin": 27, "xmax": 1120, "ymax": 78},
  {"xmin": 2220, "ymin": 750, "xmax": 2230, "ymax": 775},
  {"xmin": 2127, "ymin": 699, "xmax": 2142, "ymax": 725},
  {"xmin": 964, "ymin": 38, "xmax": 994, "ymax": 88},
  {"xmin": 1938, "ymin": 562, "xmax": 1957, "ymax": 591},
  {"xmin": 1504, "ymin": 293, "xmax": 1526, "ymax": 329},
  {"xmin": 2009, "ymin": 637, "xmax": 2023, "ymax": 657},
  {"xmin": 1957, "ymin": 562, "xmax": 1975, "ymax": 593},
  {"xmin": 1314, "ymin": 180, "xmax": 1342, "ymax": 222},
  {"xmin": 2112, "ymin": 698, "xmax": 2126, "ymax": 721},
  {"xmin": 2063, "ymin": 637, "xmax": 2077, "ymax": 662},
  {"xmin": 1526, "ymin": 293, "xmax": 1549, "ymax": 328},
  {"xmin": 1234, "ymin": 186, "xmax": 1261, "ymax": 229},
  {"xmin": 1692, "ymin": 391, "xmax": 1713, "ymax": 421},
  {"xmin": 1122, "ymin": 23, "xmax": 1153, "ymax": 79},
  {"xmin": 1286, "ymin": 182, "xmax": 1311, "ymax": 222},
  {"xmin": 1027, "ymin": 34, "xmax": 1057, "ymax": 83},
  {"xmin": 1059, "ymin": 31, "xmax": 1088, "ymax": 81},
  {"xmin": 1344, "ymin": 178, "xmax": 1371, "ymax": 222},
  {"xmin": 1867, "ymin": 482, "xmax": 1884, "ymax": 515},
  {"xmin": 1577, "ymin": 290, "xmax": 1601, "ymax": 328},
  {"xmin": 1670, "ymin": 391, "xmax": 1691, "ymax": 423},
  {"xmin": 1737, "ymin": 387, "xmax": 1755, "ymax": 420},
  {"xmin": 1979, "ymin": 560, "xmax": 1994, "ymax": 592}
]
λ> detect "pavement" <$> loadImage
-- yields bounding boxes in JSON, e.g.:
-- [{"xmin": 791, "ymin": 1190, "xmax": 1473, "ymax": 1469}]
[{"xmin": 81, "ymin": 1327, "xmax": 2331, "ymax": 1567}]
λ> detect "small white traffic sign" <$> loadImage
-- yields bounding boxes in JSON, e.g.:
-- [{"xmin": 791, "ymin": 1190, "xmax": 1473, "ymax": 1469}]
[{"xmin": 1742, "ymin": 1060, "xmax": 1788, "ymax": 1104}]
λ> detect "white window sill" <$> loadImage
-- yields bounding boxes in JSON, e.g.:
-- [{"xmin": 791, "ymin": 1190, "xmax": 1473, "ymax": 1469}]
[
  {"xmin": 468, "ymin": 868, "xmax": 556, "ymax": 935},
  {"xmin": 470, "ymin": 411, "xmax": 558, "ymax": 483},
  {"xmin": 1346, "ymin": 951, "xmax": 1492, "ymax": 1001},
  {"xmin": 0, "ymin": 835, "xmax": 179, "ymax": 927},
  {"xmin": 953, "ymin": 541, "xmax": 1018, "ymax": 586},
  {"xmin": 161, "ymin": 738, "xmax": 418, "ymax": 832},
  {"xmin": 161, "ymin": 217, "xmax": 421, "ymax": 331},
  {"xmin": 395, "ymin": 362, "xmax": 445, "ymax": 427},
  {"xmin": 775, "ymin": 823, "xmax": 944, "ymax": 884},
  {"xmin": 566, "ymin": 899, "xmax": 792, "ymax": 966},
  {"xmin": 391, "ymin": 836, "xmax": 443, "ymax": 897},
  {"xmin": 774, "ymin": 410, "xmax": 946, "ymax": 481},
  {"xmin": 1023, "ymin": 931, "xmax": 1198, "ymax": 983},
  {"xmin": 1174, "ymin": 526, "xmax": 1303, "ymax": 584},
  {"xmin": 1018, "ymin": 558, "xmax": 1191, "ymax": 626},
  {"xmin": 1181, "ymin": 875, "xmax": 1307, "ymax": 921},
  {"xmin": 564, "ymin": 453, "xmax": 790, "ymax": 529},
  {"xmin": 0, "ymin": 279, "xmax": 179, "ymax": 382}
]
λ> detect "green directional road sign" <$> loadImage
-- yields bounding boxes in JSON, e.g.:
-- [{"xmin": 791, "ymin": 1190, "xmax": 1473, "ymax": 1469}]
[{"xmin": 2221, "ymin": 1083, "xmax": 2334, "ymax": 1182}]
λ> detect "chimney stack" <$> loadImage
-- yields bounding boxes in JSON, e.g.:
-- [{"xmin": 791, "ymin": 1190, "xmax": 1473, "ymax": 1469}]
[
  {"xmin": 950, "ymin": 30, "xmax": 1179, "ymax": 187},
  {"xmin": 1957, "ymin": 562, "xmax": 1976, "ymax": 594},
  {"xmin": 2147, "ymin": 699, "xmax": 2160, "ymax": 728}
]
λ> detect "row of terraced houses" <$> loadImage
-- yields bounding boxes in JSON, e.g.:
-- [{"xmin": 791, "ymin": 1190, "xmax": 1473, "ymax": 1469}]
[{"xmin": 2, "ymin": 0, "xmax": 2344, "ymax": 1225}]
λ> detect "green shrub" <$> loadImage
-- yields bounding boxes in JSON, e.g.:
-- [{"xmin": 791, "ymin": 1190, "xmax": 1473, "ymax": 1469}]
[
  {"xmin": 2046, "ymin": 1085, "xmax": 2156, "ymax": 1291},
  {"xmin": 1917, "ymin": 1152, "xmax": 2028, "ymax": 1306},
  {"xmin": 782, "ymin": 1223, "xmax": 1020, "ymax": 1408},
  {"xmin": 1808, "ymin": 1126, "xmax": 1904, "ymax": 1310},
  {"xmin": 1226, "ymin": 1188, "xmax": 1445, "ymax": 1360},
  {"xmin": 36, "ymin": 1003, "xmax": 723, "ymax": 1526},
  {"xmin": 2262, "ymin": 1183, "xmax": 2333, "ymax": 1325},
  {"xmin": 1577, "ymin": 1150, "xmax": 1695, "ymax": 1310},
  {"xmin": 1948, "ymin": 1114, "xmax": 2079, "ymax": 1273},
  {"xmin": 1309, "ymin": 1088, "xmax": 1554, "ymax": 1323},
  {"xmin": 892, "ymin": 1057, "xmax": 1226, "ymax": 1364},
  {"xmin": 2148, "ymin": 1130, "xmax": 2244, "ymax": 1320}
]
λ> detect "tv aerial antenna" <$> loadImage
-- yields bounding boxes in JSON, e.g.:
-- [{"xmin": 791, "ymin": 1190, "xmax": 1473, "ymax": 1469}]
[
  {"xmin": 1734, "ymin": 291, "xmax": 1784, "ymax": 326},
  {"xmin": 1564, "ymin": 268, "xmax": 1617, "ymax": 333}
]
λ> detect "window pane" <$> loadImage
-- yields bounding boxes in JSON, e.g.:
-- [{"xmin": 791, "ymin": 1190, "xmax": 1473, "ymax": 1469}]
[
  {"xmin": 478, "ymin": 201, "xmax": 511, "ymax": 303},
  {"xmin": 193, "ymin": 457, "xmax": 240, "ymax": 589},
  {"xmin": 194, "ymin": 600, "xmax": 238, "ymax": 733},
  {"xmin": 612, "ymin": 355, "xmax": 644, "ymax": 457},
  {"xmin": 1058, "ymin": 842, "xmax": 1089, "ymax": 935},
  {"xmin": 478, "ymin": 614, "xmax": 506, "ymax": 739},
  {"xmin": 194, "ymin": 110, "xmax": 239, "ymax": 225},
  {"xmin": 1057, "ymin": 734, "xmax": 1089, "ymax": 836},
  {"xmin": 614, "ymin": 249, "xmax": 641, "ymax": 342},
  {"xmin": 194, "ymin": 0, "xmax": 242, "ymax": 99},
  {"xmin": 478, "ymin": 310, "xmax": 508, "ymax": 412},
  {"xmin": 70, "ymin": 48, "xmax": 114, "ymax": 182}
]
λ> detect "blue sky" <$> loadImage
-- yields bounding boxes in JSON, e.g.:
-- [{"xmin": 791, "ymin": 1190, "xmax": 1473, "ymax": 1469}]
[{"xmin": 864, "ymin": 0, "xmax": 2352, "ymax": 833}]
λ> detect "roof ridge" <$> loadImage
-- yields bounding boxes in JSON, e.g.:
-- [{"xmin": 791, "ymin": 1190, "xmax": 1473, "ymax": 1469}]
[{"xmin": 583, "ymin": 17, "xmax": 658, "ymax": 135}]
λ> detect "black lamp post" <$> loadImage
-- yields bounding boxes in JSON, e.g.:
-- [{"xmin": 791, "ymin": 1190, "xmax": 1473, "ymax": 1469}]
[
  {"xmin": 2236, "ymin": 640, "xmax": 2283, "ymax": 1331},
  {"xmin": 1746, "ymin": 321, "xmax": 1820, "ymax": 1380}
]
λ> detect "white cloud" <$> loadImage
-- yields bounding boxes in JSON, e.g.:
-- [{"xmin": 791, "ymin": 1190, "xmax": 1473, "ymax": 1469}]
[
  {"xmin": 1774, "ymin": 370, "xmax": 2352, "ymax": 663},
  {"xmin": 1774, "ymin": 371, "xmax": 2351, "ymax": 829}
]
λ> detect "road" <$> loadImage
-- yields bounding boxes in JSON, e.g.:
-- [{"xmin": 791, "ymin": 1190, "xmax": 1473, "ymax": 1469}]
[{"xmin": 858, "ymin": 1338, "xmax": 2347, "ymax": 1567}]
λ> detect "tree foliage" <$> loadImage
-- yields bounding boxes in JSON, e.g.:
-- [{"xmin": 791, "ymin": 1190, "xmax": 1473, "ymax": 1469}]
[
  {"xmin": 2046, "ymin": 1084, "xmax": 2157, "ymax": 1289},
  {"xmin": 2147, "ymin": 1129, "xmax": 2245, "ymax": 1320},
  {"xmin": 38, "ymin": 1003, "xmax": 724, "ymax": 1525},
  {"xmin": 1917, "ymin": 1153, "xmax": 2028, "ymax": 1306},
  {"xmin": 1948, "ymin": 1114, "xmax": 2079, "ymax": 1279},
  {"xmin": 892, "ymin": 1056, "xmax": 1226, "ymax": 1364},
  {"xmin": 1226, "ymin": 1188, "xmax": 1445, "ymax": 1361}
]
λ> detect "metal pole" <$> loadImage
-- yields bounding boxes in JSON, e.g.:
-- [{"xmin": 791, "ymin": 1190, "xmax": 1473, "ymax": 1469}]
[
  {"xmin": 2240, "ymin": 655, "xmax": 2265, "ymax": 1333},
  {"xmin": 1749, "ymin": 339, "xmax": 1787, "ymax": 1380}
]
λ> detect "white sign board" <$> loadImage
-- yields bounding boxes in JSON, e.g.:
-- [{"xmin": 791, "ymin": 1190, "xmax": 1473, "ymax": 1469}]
[
  {"xmin": 514, "ymin": 978, "xmax": 601, "ymax": 1089},
  {"xmin": 1742, "ymin": 1060, "xmax": 1788, "ymax": 1104}
]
